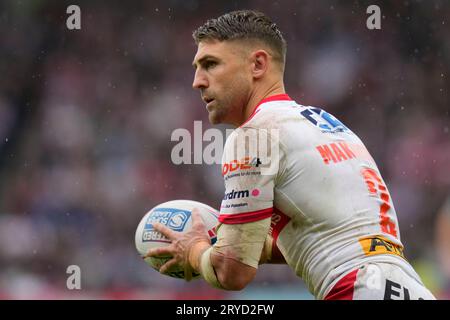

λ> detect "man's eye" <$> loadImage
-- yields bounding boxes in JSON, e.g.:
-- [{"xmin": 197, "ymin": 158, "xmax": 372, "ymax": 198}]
[{"xmin": 204, "ymin": 61, "xmax": 217, "ymax": 69}]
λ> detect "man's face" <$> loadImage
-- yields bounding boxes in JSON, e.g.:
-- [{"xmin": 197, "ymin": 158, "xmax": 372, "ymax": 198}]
[{"xmin": 192, "ymin": 40, "xmax": 252, "ymax": 126}]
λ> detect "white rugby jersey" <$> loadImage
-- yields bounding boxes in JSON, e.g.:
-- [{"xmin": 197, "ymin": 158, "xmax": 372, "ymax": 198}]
[{"xmin": 219, "ymin": 94, "xmax": 422, "ymax": 299}]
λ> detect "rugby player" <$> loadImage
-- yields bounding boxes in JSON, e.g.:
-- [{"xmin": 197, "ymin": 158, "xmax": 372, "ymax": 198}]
[{"xmin": 145, "ymin": 10, "xmax": 435, "ymax": 300}]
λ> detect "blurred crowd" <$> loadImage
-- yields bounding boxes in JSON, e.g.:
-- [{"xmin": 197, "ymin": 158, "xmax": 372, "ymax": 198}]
[{"xmin": 0, "ymin": 0, "xmax": 449, "ymax": 299}]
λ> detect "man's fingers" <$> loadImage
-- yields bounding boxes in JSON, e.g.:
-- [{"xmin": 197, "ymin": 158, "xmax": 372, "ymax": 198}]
[
  {"xmin": 191, "ymin": 208, "xmax": 205, "ymax": 227},
  {"xmin": 144, "ymin": 246, "xmax": 174, "ymax": 258},
  {"xmin": 159, "ymin": 258, "xmax": 179, "ymax": 274},
  {"xmin": 152, "ymin": 222, "xmax": 178, "ymax": 240},
  {"xmin": 184, "ymin": 266, "xmax": 193, "ymax": 282}
]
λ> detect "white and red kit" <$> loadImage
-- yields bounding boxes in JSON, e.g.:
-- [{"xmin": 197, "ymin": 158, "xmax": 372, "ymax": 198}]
[{"xmin": 219, "ymin": 94, "xmax": 435, "ymax": 300}]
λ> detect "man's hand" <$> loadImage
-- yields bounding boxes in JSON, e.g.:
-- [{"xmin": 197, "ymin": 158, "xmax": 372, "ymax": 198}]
[{"xmin": 144, "ymin": 208, "xmax": 211, "ymax": 281}]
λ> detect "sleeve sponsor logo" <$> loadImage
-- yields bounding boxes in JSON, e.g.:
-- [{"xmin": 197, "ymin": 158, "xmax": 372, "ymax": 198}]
[
  {"xmin": 223, "ymin": 188, "xmax": 260, "ymax": 200},
  {"xmin": 222, "ymin": 157, "xmax": 262, "ymax": 176},
  {"xmin": 142, "ymin": 208, "xmax": 190, "ymax": 242},
  {"xmin": 224, "ymin": 127, "xmax": 280, "ymax": 176},
  {"xmin": 358, "ymin": 235, "xmax": 405, "ymax": 260},
  {"xmin": 221, "ymin": 188, "xmax": 260, "ymax": 210},
  {"xmin": 220, "ymin": 202, "xmax": 249, "ymax": 209}
]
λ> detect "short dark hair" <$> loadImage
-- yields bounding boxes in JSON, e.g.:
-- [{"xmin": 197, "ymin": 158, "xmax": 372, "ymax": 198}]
[{"xmin": 193, "ymin": 10, "xmax": 287, "ymax": 67}]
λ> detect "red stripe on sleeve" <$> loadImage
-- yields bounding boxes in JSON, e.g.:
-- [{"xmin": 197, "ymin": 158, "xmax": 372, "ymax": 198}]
[{"xmin": 219, "ymin": 207, "xmax": 273, "ymax": 224}]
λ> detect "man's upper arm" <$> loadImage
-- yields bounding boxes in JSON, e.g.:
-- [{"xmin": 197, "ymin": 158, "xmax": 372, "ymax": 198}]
[
  {"xmin": 209, "ymin": 125, "xmax": 283, "ymax": 289},
  {"xmin": 219, "ymin": 126, "xmax": 280, "ymax": 224},
  {"xmin": 215, "ymin": 126, "xmax": 281, "ymax": 263}
]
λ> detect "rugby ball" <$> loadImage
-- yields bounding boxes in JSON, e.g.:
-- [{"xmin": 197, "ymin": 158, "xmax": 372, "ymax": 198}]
[{"xmin": 135, "ymin": 200, "xmax": 219, "ymax": 279}]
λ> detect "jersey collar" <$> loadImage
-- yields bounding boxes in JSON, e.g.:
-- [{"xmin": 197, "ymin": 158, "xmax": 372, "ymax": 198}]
[{"xmin": 240, "ymin": 93, "xmax": 293, "ymax": 127}]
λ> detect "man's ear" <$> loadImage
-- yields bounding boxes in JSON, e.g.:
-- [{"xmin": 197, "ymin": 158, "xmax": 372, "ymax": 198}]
[{"xmin": 251, "ymin": 50, "xmax": 270, "ymax": 79}]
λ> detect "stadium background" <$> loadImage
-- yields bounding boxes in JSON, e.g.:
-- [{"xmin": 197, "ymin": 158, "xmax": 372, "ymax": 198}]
[{"xmin": 0, "ymin": 0, "xmax": 449, "ymax": 299}]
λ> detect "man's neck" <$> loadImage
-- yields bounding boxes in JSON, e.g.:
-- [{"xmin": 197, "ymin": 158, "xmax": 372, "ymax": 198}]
[{"xmin": 239, "ymin": 82, "xmax": 285, "ymax": 126}]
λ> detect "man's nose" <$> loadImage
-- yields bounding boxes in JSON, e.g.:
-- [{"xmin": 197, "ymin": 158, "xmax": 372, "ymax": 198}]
[{"xmin": 192, "ymin": 70, "xmax": 208, "ymax": 90}]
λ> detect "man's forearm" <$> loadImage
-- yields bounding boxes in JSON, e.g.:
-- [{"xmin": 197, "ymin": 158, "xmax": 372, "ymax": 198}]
[{"xmin": 192, "ymin": 219, "xmax": 271, "ymax": 290}]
